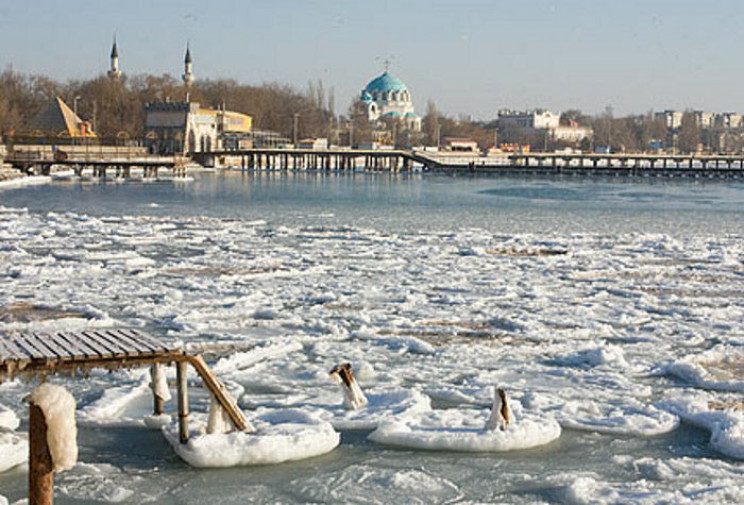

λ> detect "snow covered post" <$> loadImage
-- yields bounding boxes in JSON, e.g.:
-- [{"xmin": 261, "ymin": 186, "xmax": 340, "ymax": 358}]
[
  {"xmin": 176, "ymin": 361, "xmax": 189, "ymax": 444},
  {"xmin": 485, "ymin": 388, "xmax": 512, "ymax": 431},
  {"xmin": 330, "ymin": 363, "xmax": 368, "ymax": 410},
  {"xmin": 150, "ymin": 363, "xmax": 171, "ymax": 416},
  {"xmin": 27, "ymin": 384, "xmax": 77, "ymax": 505}
]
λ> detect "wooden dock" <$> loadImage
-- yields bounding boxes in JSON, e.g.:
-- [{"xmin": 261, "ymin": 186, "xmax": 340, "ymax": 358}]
[
  {"xmin": 0, "ymin": 328, "xmax": 250, "ymax": 436},
  {"xmin": 4, "ymin": 151, "xmax": 186, "ymax": 178}
]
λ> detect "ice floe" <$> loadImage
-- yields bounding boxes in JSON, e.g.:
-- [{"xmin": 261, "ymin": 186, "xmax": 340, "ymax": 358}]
[
  {"xmin": 660, "ymin": 390, "xmax": 744, "ymax": 460},
  {"xmin": 162, "ymin": 409, "xmax": 339, "ymax": 467}
]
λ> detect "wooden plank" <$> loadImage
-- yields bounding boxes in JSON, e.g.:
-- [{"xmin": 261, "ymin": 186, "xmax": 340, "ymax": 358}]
[
  {"xmin": 0, "ymin": 334, "xmax": 30, "ymax": 361},
  {"xmin": 186, "ymin": 354, "xmax": 253, "ymax": 433},
  {"xmin": 78, "ymin": 331, "xmax": 117, "ymax": 358},
  {"xmin": 11, "ymin": 334, "xmax": 46, "ymax": 359},
  {"xmin": 30, "ymin": 333, "xmax": 72, "ymax": 359},
  {"xmin": 123, "ymin": 329, "xmax": 172, "ymax": 353},
  {"xmin": 90, "ymin": 330, "xmax": 133, "ymax": 357},
  {"xmin": 57, "ymin": 331, "xmax": 103, "ymax": 358},
  {"xmin": 48, "ymin": 333, "xmax": 86, "ymax": 359},
  {"xmin": 53, "ymin": 332, "xmax": 97, "ymax": 359},
  {"xmin": 105, "ymin": 329, "xmax": 155, "ymax": 355}
]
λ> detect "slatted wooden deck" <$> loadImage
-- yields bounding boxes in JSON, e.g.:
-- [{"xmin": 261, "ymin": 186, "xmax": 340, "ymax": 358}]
[
  {"xmin": 0, "ymin": 328, "xmax": 251, "ymax": 434},
  {"xmin": 0, "ymin": 328, "xmax": 184, "ymax": 381}
]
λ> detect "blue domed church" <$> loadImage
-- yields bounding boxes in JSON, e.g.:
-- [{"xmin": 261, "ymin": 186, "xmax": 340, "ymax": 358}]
[{"xmin": 361, "ymin": 71, "xmax": 421, "ymax": 132}]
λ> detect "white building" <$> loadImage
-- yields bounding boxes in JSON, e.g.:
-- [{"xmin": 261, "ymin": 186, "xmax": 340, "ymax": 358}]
[
  {"xmin": 498, "ymin": 109, "xmax": 591, "ymax": 144},
  {"xmin": 714, "ymin": 112, "xmax": 742, "ymax": 129},
  {"xmin": 654, "ymin": 110, "xmax": 684, "ymax": 129},
  {"xmin": 498, "ymin": 109, "xmax": 561, "ymax": 130}
]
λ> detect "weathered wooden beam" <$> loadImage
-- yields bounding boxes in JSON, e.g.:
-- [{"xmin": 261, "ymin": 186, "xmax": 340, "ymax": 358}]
[
  {"xmin": 185, "ymin": 355, "xmax": 252, "ymax": 433},
  {"xmin": 177, "ymin": 360, "xmax": 189, "ymax": 444},
  {"xmin": 29, "ymin": 404, "xmax": 54, "ymax": 505}
]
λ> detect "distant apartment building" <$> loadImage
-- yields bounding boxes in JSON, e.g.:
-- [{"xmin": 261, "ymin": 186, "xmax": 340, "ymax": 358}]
[
  {"xmin": 654, "ymin": 110, "xmax": 684, "ymax": 129},
  {"xmin": 693, "ymin": 110, "xmax": 714, "ymax": 129},
  {"xmin": 714, "ymin": 112, "xmax": 742, "ymax": 130}
]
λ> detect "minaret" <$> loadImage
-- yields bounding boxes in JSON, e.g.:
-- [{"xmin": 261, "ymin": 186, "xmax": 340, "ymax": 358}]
[
  {"xmin": 107, "ymin": 37, "xmax": 122, "ymax": 79},
  {"xmin": 182, "ymin": 43, "xmax": 194, "ymax": 90}
]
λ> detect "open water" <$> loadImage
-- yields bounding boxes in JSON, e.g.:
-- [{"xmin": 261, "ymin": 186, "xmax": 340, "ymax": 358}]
[{"xmin": 1, "ymin": 171, "xmax": 744, "ymax": 504}]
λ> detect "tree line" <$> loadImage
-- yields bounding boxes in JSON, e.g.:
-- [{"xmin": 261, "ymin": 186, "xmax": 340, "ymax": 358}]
[
  {"xmin": 0, "ymin": 68, "xmax": 336, "ymax": 141},
  {"xmin": 1, "ymin": 67, "xmax": 739, "ymax": 153}
]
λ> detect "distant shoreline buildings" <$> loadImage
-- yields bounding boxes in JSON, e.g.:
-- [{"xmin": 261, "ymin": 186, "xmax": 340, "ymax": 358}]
[{"xmin": 8, "ymin": 36, "xmax": 744, "ymax": 156}]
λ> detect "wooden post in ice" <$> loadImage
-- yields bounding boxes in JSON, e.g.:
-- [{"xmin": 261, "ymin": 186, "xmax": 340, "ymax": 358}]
[
  {"xmin": 29, "ymin": 403, "xmax": 54, "ymax": 505},
  {"xmin": 176, "ymin": 360, "xmax": 189, "ymax": 443}
]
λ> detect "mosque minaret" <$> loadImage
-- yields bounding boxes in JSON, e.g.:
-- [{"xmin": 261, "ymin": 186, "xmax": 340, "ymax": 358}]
[
  {"xmin": 107, "ymin": 37, "xmax": 122, "ymax": 79},
  {"xmin": 182, "ymin": 44, "xmax": 194, "ymax": 88}
]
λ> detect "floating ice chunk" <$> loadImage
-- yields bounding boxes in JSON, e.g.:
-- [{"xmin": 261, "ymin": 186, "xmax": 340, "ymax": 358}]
[
  {"xmin": 368, "ymin": 407, "xmax": 560, "ymax": 452},
  {"xmin": 211, "ymin": 341, "xmax": 303, "ymax": 375},
  {"xmin": 320, "ymin": 362, "xmax": 431, "ymax": 429},
  {"xmin": 554, "ymin": 398, "xmax": 679, "ymax": 436},
  {"xmin": 28, "ymin": 383, "xmax": 77, "ymax": 473},
  {"xmin": 0, "ymin": 404, "xmax": 19, "ymax": 431},
  {"xmin": 57, "ymin": 462, "xmax": 134, "ymax": 503},
  {"xmin": 661, "ymin": 391, "xmax": 744, "ymax": 460},
  {"xmin": 666, "ymin": 345, "xmax": 744, "ymax": 391},
  {"xmin": 556, "ymin": 342, "xmax": 630, "ymax": 370},
  {"xmin": 162, "ymin": 409, "xmax": 339, "ymax": 467},
  {"xmin": 0, "ymin": 430, "xmax": 28, "ymax": 473},
  {"xmin": 78, "ymin": 377, "xmax": 152, "ymax": 426},
  {"xmin": 352, "ymin": 328, "xmax": 436, "ymax": 355},
  {"xmin": 143, "ymin": 413, "xmax": 172, "ymax": 430}
]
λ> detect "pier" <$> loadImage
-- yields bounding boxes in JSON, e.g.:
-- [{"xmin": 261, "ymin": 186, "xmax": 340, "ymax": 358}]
[
  {"xmin": 193, "ymin": 148, "xmax": 744, "ymax": 178},
  {"xmin": 5, "ymin": 144, "xmax": 744, "ymax": 179},
  {"xmin": 5, "ymin": 147, "xmax": 186, "ymax": 179},
  {"xmin": 193, "ymin": 148, "xmax": 419, "ymax": 172}
]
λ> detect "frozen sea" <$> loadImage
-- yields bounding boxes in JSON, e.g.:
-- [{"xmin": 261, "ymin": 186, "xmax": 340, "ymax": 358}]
[{"xmin": 1, "ymin": 171, "xmax": 744, "ymax": 504}]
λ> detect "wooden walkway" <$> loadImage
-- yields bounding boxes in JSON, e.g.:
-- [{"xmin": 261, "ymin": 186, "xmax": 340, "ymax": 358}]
[
  {"xmin": 0, "ymin": 328, "xmax": 250, "ymax": 435},
  {"xmin": 0, "ymin": 328, "xmax": 183, "ymax": 380}
]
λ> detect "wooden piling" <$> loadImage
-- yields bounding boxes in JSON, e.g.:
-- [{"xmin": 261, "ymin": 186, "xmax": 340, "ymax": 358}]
[
  {"xmin": 176, "ymin": 360, "xmax": 189, "ymax": 444},
  {"xmin": 29, "ymin": 404, "xmax": 54, "ymax": 505}
]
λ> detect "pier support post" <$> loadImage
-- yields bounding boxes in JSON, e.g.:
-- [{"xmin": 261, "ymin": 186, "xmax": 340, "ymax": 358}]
[
  {"xmin": 177, "ymin": 360, "xmax": 189, "ymax": 444},
  {"xmin": 29, "ymin": 403, "xmax": 54, "ymax": 505}
]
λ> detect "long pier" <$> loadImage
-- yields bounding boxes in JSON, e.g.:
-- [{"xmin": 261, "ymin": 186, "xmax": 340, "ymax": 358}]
[
  {"xmin": 6, "ymin": 146, "xmax": 744, "ymax": 179},
  {"xmin": 194, "ymin": 148, "xmax": 744, "ymax": 178},
  {"xmin": 195, "ymin": 148, "xmax": 420, "ymax": 172}
]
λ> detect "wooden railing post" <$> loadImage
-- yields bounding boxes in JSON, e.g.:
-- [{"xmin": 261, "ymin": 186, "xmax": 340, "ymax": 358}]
[
  {"xmin": 29, "ymin": 404, "xmax": 54, "ymax": 505},
  {"xmin": 176, "ymin": 360, "xmax": 189, "ymax": 444}
]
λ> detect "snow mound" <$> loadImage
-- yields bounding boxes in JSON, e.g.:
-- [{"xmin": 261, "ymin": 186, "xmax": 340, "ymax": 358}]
[
  {"xmin": 368, "ymin": 408, "xmax": 560, "ymax": 452},
  {"xmin": 661, "ymin": 391, "xmax": 744, "ymax": 460},
  {"xmin": 666, "ymin": 346, "xmax": 744, "ymax": 391},
  {"xmin": 314, "ymin": 387, "xmax": 432, "ymax": 430},
  {"xmin": 553, "ymin": 398, "xmax": 679, "ymax": 436},
  {"xmin": 163, "ymin": 409, "xmax": 339, "ymax": 467},
  {"xmin": 0, "ymin": 404, "xmax": 20, "ymax": 431}
]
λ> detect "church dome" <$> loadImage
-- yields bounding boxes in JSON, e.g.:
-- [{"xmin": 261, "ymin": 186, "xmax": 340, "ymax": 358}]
[{"xmin": 365, "ymin": 72, "xmax": 408, "ymax": 93}]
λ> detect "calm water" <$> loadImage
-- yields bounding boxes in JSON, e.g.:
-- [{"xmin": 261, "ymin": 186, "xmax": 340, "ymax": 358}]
[
  {"xmin": 1, "ymin": 171, "xmax": 743, "ymax": 504},
  {"xmin": 4, "ymin": 171, "xmax": 744, "ymax": 235}
]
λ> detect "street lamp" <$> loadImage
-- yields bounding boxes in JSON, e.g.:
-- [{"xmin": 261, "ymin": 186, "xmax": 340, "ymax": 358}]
[{"xmin": 293, "ymin": 113, "xmax": 299, "ymax": 147}]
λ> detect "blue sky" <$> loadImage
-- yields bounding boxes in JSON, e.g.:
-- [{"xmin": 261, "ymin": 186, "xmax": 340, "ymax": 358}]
[{"xmin": 1, "ymin": 0, "xmax": 743, "ymax": 119}]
